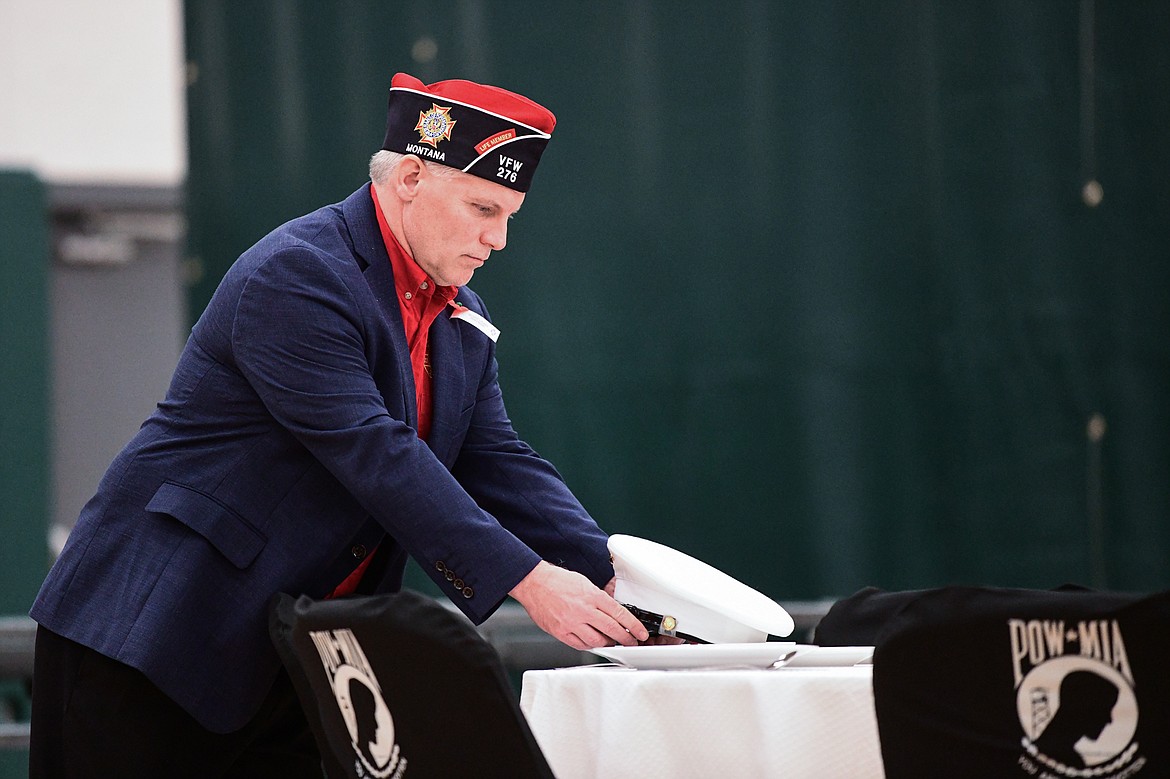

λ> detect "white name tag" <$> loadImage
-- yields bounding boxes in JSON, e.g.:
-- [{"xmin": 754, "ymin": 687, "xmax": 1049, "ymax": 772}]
[{"xmin": 449, "ymin": 302, "xmax": 500, "ymax": 342}]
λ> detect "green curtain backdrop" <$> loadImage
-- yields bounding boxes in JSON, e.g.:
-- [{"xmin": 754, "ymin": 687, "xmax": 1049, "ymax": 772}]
[
  {"xmin": 184, "ymin": 1, "xmax": 1170, "ymax": 601},
  {"xmin": 0, "ymin": 170, "xmax": 50, "ymax": 613},
  {"xmin": 0, "ymin": 169, "xmax": 48, "ymax": 775}
]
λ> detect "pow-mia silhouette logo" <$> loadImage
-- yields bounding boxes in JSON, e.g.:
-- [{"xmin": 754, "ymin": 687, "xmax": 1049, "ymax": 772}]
[
  {"xmin": 1009, "ymin": 619, "xmax": 1146, "ymax": 777},
  {"xmin": 413, "ymin": 104, "xmax": 456, "ymax": 148},
  {"xmin": 311, "ymin": 628, "xmax": 409, "ymax": 779}
]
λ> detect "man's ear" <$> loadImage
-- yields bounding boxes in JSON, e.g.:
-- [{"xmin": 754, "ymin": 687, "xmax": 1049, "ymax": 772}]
[{"xmin": 393, "ymin": 155, "xmax": 425, "ymax": 201}]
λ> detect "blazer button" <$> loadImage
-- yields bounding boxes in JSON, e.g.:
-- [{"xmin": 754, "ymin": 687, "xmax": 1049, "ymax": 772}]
[
  {"xmin": 435, "ymin": 561, "xmax": 447, "ymax": 572},
  {"xmin": 453, "ymin": 578, "xmax": 465, "ymax": 589},
  {"xmin": 462, "ymin": 586, "xmax": 474, "ymax": 599},
  {"xmin": 445, "ymin": 570, "xmax": 455, "ymax": 582},
  {"xmin": 351, "ymin": 544, "xmax": 366, "ymax": 559}
]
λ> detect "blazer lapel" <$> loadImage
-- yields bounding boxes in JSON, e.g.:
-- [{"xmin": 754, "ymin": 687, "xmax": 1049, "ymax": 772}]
[
  {"xmin": 340, "ymin": 185, "xmax": 417, "ymax": 428},
  {"xmin": 427, "ymin": 303, "xmax": 466, "ymax": 461}
]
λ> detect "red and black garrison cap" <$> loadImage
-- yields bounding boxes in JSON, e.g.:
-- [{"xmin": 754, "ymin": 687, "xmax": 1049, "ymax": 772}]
[{"xmin": 381, "ymin": 72, "xmax": 556, "ymax": 193}]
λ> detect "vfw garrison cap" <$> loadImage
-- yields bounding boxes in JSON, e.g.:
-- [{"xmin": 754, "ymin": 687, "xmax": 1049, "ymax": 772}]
[
  {"xmin": 610, "ymin": 535, "xmax": 795, "ymax": 644},
  {"xmin": 381, "ymin": 72, "xmax": 555, "ymax": 193}
]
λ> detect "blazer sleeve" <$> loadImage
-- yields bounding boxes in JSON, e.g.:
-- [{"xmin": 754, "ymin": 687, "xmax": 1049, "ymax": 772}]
[
  {"xmin": 450, "ymin": 294, "xmax": 614, "ymax": 589},
  {"xmin": 229, "ymin": 244, "xmax": 540, "ymax": 623}
]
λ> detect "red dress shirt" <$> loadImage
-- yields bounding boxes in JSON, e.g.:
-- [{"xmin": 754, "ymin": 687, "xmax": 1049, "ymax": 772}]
[
  {"xmin": 327, "ymin": 185, "xmax": 457, "ymax": 598},
  {"xmin": 371, "ymin": 184, "xmax": 458, "ymax": 441}
]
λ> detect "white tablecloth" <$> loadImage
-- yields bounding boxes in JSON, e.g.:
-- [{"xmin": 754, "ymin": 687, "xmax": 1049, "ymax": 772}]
[{"xmin": 520, "ymin": 664, "xmax": 884, "ymax": 778}]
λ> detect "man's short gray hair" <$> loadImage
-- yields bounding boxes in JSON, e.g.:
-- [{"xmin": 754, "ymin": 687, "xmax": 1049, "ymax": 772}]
[{"xmin": 369, "ymin": 150, "xmax": 459, "ymax": 184}]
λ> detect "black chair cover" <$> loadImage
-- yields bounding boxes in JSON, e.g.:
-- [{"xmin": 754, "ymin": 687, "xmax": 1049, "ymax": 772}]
[
  {"xmin": 268, "ymin": 590, "xmax": 555, "ymax": 779},
  {"xmin": 813, "ymin": 586, "xmax": 929, "ymax": 647},
  {"xmin": 863, "ymin": 586, "xmax": 1170, "ymax": 779}
]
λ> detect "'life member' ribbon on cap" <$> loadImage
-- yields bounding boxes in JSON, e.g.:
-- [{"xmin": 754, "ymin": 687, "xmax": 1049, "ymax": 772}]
[{"xmin": 449, "ymin": 300, "xmax": 500, "ymax": 342}]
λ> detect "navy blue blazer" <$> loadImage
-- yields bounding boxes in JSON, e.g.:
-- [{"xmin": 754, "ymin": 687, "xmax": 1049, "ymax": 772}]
[{"xmin": 31, "ymin": 185, "xmax": 613, "ymax": 733}]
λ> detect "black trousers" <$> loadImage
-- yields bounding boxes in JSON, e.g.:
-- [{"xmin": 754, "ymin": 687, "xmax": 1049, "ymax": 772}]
[{"xmin": 29, "ymin": 626, "xmax": 325, "ymax": 778}]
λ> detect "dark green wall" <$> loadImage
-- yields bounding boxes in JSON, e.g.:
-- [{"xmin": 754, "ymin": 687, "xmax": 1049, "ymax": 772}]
[
  {"xmin": 0, "ymin": 170, "xmax": 48, "ymax": 774},
  {"xmin": 0, "ymin": 170, "xmax": 51, "ymax": 613},
  {"xmin": 184, "ymin": 2, "xmax": 1170, "ymax": 600}
]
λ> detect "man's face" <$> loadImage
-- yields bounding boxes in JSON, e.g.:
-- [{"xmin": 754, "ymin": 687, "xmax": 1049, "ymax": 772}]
[{"xmin": 400, "ymin": 167, "xmax": 526, "ymax": 287}]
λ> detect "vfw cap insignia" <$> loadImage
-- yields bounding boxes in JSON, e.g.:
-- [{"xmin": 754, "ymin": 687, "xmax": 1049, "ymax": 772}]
[{"xmin": 413, "ymin": 104, "xmax": 456, "ymax": 148}]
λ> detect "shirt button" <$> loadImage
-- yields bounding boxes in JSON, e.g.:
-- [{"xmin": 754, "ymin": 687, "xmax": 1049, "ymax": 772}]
[
  {"xmin": 404, "ymin": 291, "xmax": 413, "ymax": 301},
  {"xmin": 351, "ymin": 544, "xmax": 366, "ymax": 559},
  {"xmin": 420, "ymin": 281, "xmax": 429, "ymax": 290}
]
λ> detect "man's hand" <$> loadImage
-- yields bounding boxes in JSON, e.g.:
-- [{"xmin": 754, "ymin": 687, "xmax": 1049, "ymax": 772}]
[{"xmin": 510, "ymin": 562, "xmax": 650, "ymax": 650}]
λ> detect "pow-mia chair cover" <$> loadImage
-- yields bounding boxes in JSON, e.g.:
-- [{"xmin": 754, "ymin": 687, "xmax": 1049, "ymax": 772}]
[
  {"xmin": 268, "ymin": 590, "xmax": 555, "ymax": 779},
  {"xmin": 832, "ymin": 586, "xmax": 1170, "ymax": 779}
]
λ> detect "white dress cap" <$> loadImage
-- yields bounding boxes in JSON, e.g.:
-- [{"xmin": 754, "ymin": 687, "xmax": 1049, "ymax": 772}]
[{"xmin": 609, "ymin": 534, "xmax": 795, "ymax": 643}]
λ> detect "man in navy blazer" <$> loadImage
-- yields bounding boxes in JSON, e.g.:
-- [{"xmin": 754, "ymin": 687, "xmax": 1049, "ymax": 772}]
[{"xmin": 29, "ymin": 72, "xmax": 648, "ymax": 776}]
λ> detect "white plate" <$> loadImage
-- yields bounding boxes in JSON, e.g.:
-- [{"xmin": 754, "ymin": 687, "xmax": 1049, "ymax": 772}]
[
  {"xmin": 590, "ymin": 642, "xmax": 797, "ymax": 670},
  {"xmin": 777, "ymin": 645, "xmax": 874, "ymax": 667}
]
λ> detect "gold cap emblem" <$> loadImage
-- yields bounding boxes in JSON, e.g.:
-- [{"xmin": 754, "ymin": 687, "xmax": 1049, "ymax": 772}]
[{"xmin": 414, "ymin": 104, "xmax": 456, "ymax": 148}]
